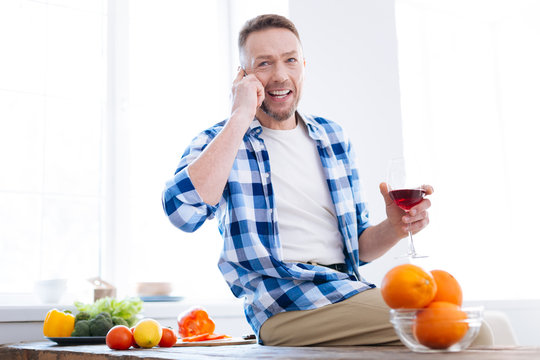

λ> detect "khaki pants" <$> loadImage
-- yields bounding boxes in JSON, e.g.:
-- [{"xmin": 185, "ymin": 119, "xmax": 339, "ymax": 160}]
[
  {"xmin": 259, "ymin": 287, "xmax": 495, "ymax": 347},
  {"xmin": 260, "ymin": 288, "xmax": 401, "ymax": 346}
]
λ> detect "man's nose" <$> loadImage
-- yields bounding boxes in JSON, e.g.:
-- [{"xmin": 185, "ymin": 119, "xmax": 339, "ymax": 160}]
[{"xmin": 270, "ymin": 62, "xmax": 288, "ymax": 82}]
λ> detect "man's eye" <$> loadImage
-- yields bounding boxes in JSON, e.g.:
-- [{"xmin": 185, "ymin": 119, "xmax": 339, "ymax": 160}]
[
  {"xmin": 287, "ymin": 58, "xmax": 297, "ymax": 63},
  {"xmin": 258, "ymin": 61, "xmax": 270, "ymax": 67}
]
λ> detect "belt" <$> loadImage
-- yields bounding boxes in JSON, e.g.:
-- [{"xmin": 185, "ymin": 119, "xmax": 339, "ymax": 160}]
[{"xmin": 305, "ymin": 261, "xmax": 348, "ymax": 273}]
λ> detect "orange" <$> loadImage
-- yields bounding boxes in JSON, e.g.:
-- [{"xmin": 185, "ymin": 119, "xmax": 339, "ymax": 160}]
[
  {"xmin": 381, "ymin": 264, "xmax": 437, "ymax": 309},
  {"xmin": 414, "ymin": 301, "xmax": 469, "ymax": 349},
  {"xmin": 431, "ymin": 269, "xmax": 463, "ymax": 306}
]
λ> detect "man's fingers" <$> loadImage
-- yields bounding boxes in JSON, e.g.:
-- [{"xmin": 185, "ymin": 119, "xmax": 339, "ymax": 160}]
[
  {"xmin": 230, "ymin": 69, "xmax": 265, "ymax": 118},
  {"xmin": 379, "ymin": 182, "xmax": 393, "ymax": 206},
  {"xmin": 233, "ymin": 67, "xmax": 245, "ymax": 83},
  {"xmin": 409, "ymin": 198, "xmax": 431, "ymax": 216},
  {"xmin": 404, "ymin": 207, "xmax": 428, "ymax": 222},
  {"xmin": 406, "ymin": 213, "xmax": 430, "ymax": 234},
  {"xmin": 422, "ymin": 184, "xmax": 434, "ymax": 195},
  {"xmin": 256, "ymin": 81, "xmax": 265, "ymax": 107}
]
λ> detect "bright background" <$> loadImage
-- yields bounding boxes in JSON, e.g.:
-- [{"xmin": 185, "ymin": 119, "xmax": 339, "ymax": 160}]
[{"xmin": 1, "ymin": 0, "xmax": 539, "ymax": 343}]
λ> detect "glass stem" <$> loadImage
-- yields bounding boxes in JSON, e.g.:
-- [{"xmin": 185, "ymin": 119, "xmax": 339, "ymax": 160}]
[{"xmin": 407, "ymin": 222, "xmax": 417, "ymax": 257}]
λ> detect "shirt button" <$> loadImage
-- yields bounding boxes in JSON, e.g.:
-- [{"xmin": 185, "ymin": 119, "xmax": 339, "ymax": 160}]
[{"xmin": 265, "ymin": 173, "xmax": 270, "ymax": 178}]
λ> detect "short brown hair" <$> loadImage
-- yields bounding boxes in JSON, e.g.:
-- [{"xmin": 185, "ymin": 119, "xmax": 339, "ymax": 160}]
[{"xmin": 238, "ymin": 14, "xmax": 301, "ymax": 50}]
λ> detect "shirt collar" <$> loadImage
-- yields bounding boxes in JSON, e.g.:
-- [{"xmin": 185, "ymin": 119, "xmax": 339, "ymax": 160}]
[
  {"xmin": 247, "ymin": 118, "xmax": 263, "ymax": 136},
  {"xmin": 247, "ymin": 112, "xmax": 325, "ymax": 140},
  {"xmin": 298, "ymin": 113, "xmax": 325, "ymax": 141}
]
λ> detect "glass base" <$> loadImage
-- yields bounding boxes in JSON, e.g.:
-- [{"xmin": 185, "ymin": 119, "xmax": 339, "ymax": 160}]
[{"xmin": 395, "ymin": 253, "xmax": 428, "ymax": 259}]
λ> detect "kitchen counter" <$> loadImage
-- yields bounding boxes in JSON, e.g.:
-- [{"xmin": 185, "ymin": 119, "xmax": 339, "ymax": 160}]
[{"xmin": 1, "ymin": 341, "xmax": 539, "ymax": 360}]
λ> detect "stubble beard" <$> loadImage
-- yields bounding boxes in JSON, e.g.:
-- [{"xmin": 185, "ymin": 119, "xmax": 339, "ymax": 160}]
[{"xmin": 260, "ymin": 94, "xmax": 300, "ymax": 122}]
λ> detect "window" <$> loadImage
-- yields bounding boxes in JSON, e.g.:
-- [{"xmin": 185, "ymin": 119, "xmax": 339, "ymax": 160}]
[
  {"xmin": 124, "ymin": 0, "xmax": 289, "ymax": 300},
  {"xmin": 0, "ymin": 0, "xmax": 107, "ymax": 296},
  {"xmin": 0, "ymin": 0, "xmax": 288, "ymax": 303},
  {"xmin": 395, "ymin": 0, "xmax": 540, "ymax": 300}
]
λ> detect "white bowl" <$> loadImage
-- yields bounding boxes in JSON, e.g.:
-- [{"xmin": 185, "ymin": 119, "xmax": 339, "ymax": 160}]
[
  {"xmin": 34, "ymin": 279, "xmax": 67, "ymax": 303},
  {"xmin": 135, "ymin": 282, "xmax": 172, "ymax": 297}
]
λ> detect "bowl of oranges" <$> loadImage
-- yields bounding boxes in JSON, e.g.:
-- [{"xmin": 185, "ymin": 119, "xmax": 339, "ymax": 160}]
[
  {"xmin": 390, "ymin": 305, "xmax": 483, "ymax": 352},
  {"xmin": 382, "ymin": 265, "xmax": 483, "ymax": 352}
]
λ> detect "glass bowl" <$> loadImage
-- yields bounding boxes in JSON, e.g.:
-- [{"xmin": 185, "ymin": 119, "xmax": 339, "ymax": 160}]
[{"xmin": 390, "ymin": 306, "xmax": 484, "ymax": 352}]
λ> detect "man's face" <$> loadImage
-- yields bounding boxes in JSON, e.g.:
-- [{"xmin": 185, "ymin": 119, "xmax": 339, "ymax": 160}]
[{"xmin": 241, "ymin": 28, "xmax": 305, "ymax": 123}]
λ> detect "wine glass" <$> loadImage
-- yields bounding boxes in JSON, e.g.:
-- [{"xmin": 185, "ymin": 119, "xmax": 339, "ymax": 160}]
[{"xmin": 386, "ymin": 157, "xmax": 427, "ymax": 259}]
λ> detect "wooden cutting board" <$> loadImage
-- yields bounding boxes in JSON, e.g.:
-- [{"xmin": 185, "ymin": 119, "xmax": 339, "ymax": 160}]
[{"xmin": 174, "ymin": 337, "xmax": 256, "ymax": 347}]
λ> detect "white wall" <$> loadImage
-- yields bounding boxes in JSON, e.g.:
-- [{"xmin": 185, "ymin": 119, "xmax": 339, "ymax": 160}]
[
  {"xmin": 289, "ymin": 0, "xmax": 407, "ymax": 286},
  {"xmin": 289, "ymin": 0, "xmax": 540, "ymax": 346}
]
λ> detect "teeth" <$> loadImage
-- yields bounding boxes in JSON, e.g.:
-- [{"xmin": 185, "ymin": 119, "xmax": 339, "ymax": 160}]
[{"xmin": 269, "ymin": 90, "xmax": 290, "ymax": 96}]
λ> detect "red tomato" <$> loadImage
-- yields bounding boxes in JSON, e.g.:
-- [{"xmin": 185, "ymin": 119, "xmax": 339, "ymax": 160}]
[
  {"xmin": 130, "ymin": 326, "xmax": 139, "ymax": 348},
  {"xmin": 177, "ymin": 307, "xmax": 215, "ymax": 338},
  {"xmin": 106, "ymin": 325, "xmax": 133, "ymax": 350},
  {"xmin": 158, "ymin": 327, "xmax": 178, "ymax": 347}
]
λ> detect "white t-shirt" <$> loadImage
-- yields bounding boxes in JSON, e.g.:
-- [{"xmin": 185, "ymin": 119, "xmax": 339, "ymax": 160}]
[{"xmin": 260, "ymin": 120, "xmax": 345, "ymax": 265}]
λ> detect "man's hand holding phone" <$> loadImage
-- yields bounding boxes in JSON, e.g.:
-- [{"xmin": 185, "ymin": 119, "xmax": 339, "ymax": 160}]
[{"xmin": 230, "ymin": 67, "xmax": 265, "ymax": 130}]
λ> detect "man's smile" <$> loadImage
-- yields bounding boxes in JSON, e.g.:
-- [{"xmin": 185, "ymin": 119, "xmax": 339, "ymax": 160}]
[{"xmin": 267, "ymin": 89, "xmax": 293, "ymax": 101}]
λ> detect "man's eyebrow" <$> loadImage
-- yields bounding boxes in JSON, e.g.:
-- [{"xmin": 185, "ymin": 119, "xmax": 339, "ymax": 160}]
[{"xmin": 254, "ymin": 55, "xmax": 272, "ymax": 61}]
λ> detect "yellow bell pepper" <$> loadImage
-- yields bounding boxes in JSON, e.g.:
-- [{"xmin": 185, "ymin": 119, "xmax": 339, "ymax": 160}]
[{"xmin": 43, "ymin": 309, "xmax": 75, "ymax": 337}]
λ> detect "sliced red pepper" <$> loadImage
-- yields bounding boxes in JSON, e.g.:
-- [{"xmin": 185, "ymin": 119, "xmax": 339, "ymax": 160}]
[
  {"xmin": 181, "ymin": 333, "xmax": 231, "ymax": 342},
  {"xmin": 181, "ymin": 333, "xmax": 211, "ymax": 342},
  {"xmin": 205, "ymin": 334, "xmax": 230, "ymax": 341},
  {"xmin": 177, "ymin": 307, "xmax": 216, "ymax": 338}
]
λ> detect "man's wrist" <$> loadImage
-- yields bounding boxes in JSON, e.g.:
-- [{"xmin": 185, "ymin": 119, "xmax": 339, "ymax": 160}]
[{"xmin": 228, "ymin": 111, "xmax": 254, "ymax": 131}]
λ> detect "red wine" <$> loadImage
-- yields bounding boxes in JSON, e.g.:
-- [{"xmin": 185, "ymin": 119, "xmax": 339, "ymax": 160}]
[{"xmin": 389, "ymin": 189, "xmax": 426, "ymax": 211}]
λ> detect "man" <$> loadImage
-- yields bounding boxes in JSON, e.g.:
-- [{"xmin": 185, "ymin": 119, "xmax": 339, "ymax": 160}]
[{"xmin": 162, "ymin": 14, "xmax": 432, "ymax": 345}]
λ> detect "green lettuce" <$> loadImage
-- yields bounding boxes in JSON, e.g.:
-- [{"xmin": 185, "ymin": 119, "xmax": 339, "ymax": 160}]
[{"xmin": 74, "ymin": 297, "xmax": 143, "ymax": 327}]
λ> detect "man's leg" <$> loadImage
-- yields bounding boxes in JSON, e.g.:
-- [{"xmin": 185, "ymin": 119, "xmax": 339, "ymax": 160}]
[{"xmin": 259, "ymin": 288, "xmax": 401, "ymax": 346}]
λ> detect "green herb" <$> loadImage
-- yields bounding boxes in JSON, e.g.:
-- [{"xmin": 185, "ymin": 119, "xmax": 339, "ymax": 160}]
[{"xmin": 74, "ymin": 297, "xmax": 143, "ymax": 327}]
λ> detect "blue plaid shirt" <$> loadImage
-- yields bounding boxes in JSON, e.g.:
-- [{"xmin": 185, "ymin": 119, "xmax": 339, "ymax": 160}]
[{"xmin": 162, "ymin": 114, "xmax": 375, "ymax": 337}]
